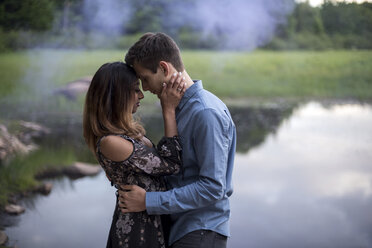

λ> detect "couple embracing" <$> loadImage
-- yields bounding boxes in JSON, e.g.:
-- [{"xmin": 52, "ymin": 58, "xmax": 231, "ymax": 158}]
[{"xmin": 83, "ymin": 32, "xmax": 236, "ymax": 248}]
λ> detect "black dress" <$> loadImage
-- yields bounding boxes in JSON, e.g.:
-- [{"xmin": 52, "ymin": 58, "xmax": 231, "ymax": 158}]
[{"xmin": 96, "ymin": 134, "xmax": 182, "ymax": 248}]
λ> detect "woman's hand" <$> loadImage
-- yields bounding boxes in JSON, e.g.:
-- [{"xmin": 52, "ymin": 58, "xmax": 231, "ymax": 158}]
[{"xmin": 159, "ymin": 72, "xmax": 186, "ymax": 113}]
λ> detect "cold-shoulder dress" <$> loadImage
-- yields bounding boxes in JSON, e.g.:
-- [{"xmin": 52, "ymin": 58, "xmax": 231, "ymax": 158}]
[{"xmin": 96, "ymin": 134, "xmax": 182, "ymax": 248}]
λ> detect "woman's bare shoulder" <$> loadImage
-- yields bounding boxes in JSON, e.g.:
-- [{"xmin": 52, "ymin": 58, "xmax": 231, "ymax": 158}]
[{"xmin": 99, "ymin": 135, "xmax": 134, "ymax": 162}]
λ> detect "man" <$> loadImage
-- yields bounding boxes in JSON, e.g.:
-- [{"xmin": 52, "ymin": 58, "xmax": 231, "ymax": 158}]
[{"xmin": 119, "ymin": 32, "xmax": 236, "ymax": 248}]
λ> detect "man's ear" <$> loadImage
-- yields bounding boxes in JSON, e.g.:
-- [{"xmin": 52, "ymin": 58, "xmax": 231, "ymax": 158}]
[{"xmin": 159, "ymin": 61, "xmax": 170, "ymax": 76}]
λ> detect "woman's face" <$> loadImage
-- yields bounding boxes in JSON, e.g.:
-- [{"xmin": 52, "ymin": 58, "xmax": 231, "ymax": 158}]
[{"xmin": 131, "ymin": 80, "xmax": 144, "ymax": 113}]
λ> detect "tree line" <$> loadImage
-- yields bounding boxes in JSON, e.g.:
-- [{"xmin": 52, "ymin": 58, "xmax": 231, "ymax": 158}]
[
  {"xmin": 266, "ymin": 1, "xmax": 372, "ymax": 49},
  {"xmin": 0, "ymin": 0, "xmax": 371, "ymax": 51}
]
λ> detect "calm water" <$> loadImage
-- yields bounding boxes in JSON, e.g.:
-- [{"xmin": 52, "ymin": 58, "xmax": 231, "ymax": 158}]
[{"xmin": 4, "ymin": 101, "xmax": 372, "ymax": 248}]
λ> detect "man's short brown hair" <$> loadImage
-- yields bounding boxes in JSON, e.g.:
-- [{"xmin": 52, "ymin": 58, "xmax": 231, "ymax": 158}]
[{"xmin": 125, "ymin": 32, "xmax": 184, "ymax": 73}]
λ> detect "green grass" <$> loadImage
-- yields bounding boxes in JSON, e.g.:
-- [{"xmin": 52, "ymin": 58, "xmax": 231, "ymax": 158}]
[
  {"xmin": 183, "ymin": 50, "xmax": 372, "ymax": 99},
  {"xmin": 0, "ymin": 146, "xmax": 78, "ymax": 207},
  {"xmin": 0, "ymin": 49, "xmax": 371, "ymax": 102}
]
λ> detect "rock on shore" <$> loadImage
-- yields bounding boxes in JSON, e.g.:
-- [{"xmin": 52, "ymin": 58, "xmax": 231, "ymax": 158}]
[
  {"xmin": 63, "ymin": 162, "xmax": 102, "ymax": 179},
  {"xmin": 33, "ymin": 182, "xmax": 53, "ymax": 195},
  {"xmin": 0, "ymin": 121, "xmax": 50, "ymax": 164},
  {"xmin": 0, "ymin": 124, "xmax": 36, "ymax": 163},
  {"xmin": 16, "ymin": 121, "xmax": 51, "ymax": 145},
  {"xmin": 54, "ymin": 76, "xmax": 92, "ymax": 100},
  {"xmin": 4, "ymin": 204, "xmax": 25, "ymax": 215},
  {"xmin": 0, "ymin": 230, "xmax": 8, "ymax": 245},
  {"xmin": 35, "ymin": 162, "xmax": 101, "ymax": 180}
]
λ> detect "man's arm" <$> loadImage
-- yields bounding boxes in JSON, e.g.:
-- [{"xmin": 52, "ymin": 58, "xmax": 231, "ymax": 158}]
[{"xmin": 119, "ymin": 108, "xmax": 231, "ymax": 214}]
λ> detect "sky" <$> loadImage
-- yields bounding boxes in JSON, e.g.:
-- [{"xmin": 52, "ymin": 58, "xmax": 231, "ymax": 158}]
[{"xmin": 296, "ymin": 0, "xmax": 372, "ymax": 6}]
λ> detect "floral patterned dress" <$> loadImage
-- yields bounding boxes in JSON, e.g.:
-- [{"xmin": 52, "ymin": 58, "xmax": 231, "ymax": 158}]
[{"xmin": 96, "ymin": 134, "xmax": 182, "ymax": 248}]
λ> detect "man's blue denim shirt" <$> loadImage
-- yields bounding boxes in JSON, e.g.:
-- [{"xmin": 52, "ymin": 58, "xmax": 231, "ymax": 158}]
[{"xmin": 146, "ymin": 80, "xmax": 236, "ymax": 245}]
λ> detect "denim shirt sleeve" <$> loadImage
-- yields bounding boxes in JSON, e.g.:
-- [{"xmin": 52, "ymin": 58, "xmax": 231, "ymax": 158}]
[{"xmin": 146, "ymin": 108, "xmax": 230, "ymax": 214}]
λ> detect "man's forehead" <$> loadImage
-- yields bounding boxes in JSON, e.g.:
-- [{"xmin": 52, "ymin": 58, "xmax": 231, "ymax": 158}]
[
  {"xmin": 133, "ymin": 62, "xmax": 146, "ymax": 75},
  {"xmin": 133, "ymin": 61, "xmax": 161, "ymax": 76}
]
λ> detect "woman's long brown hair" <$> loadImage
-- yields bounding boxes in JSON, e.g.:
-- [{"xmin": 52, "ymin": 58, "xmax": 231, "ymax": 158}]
[{"xmin": 83, "ymin": 62, "xmax": 145, "ymax": 155}]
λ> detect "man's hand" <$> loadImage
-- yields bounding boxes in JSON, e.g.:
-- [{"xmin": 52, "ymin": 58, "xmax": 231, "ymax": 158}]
[{"xmin": 118, "ymin": 185, "xmax": 146, "ymax": 213}]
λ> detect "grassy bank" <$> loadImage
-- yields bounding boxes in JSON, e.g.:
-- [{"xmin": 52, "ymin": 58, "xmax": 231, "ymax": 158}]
[
  {"xmin": 0, "ymin": 148, "xmax": 77, "ymax": 207},
  {"xmin": 188, "ymin": 50, "xmax": 372, "ymax": 100},
  {"xmin": 0, "ymin": 116, "xmax": 97, "ymax": 208},
  {"xmin": 0, "ymin": 50, "xmax": 371, "ymax": 102}
]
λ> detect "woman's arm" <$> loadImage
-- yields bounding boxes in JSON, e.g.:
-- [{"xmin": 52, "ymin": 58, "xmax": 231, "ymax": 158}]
[
  {"xmin": 160, "ymin": 72, "xmax": 185, "ymax": 137},
  {"xmin": 98, "ymin": 134, "xmax": 182, "ymax": 177}
]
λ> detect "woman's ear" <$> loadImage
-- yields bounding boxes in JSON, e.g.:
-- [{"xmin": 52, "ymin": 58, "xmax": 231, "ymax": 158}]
[{"xmin": 159, "ymin": 61, "xmax": 169, "ymax": 76}]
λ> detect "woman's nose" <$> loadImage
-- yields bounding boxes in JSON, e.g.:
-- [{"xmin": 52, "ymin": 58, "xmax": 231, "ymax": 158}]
[{"xmin": 139, "ymin": 91, "xmax": 144, "ymax": 99}]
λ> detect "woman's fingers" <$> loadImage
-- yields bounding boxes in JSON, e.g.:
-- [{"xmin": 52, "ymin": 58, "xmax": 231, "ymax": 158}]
[
  {"xmin": 169, "ymin": 72, "xmax": 185, "ymax": 95},
  {"xmin": 171, "ymin": 72, "xmax": 181, "ymax": 89},
  {"xmin": 173, "ymin": 72, "xmax": 184, "ymax": 91},
  {"xmin": 168, "ymin": 72, "xmax": 178, "ymax": 89},
  {"xmin": 159, "ymin": 82, "xmax": 167, "ymax": 99},
  {"xmin": 161, "ymin": 71, "xmax": 185, "ymax": 102}
]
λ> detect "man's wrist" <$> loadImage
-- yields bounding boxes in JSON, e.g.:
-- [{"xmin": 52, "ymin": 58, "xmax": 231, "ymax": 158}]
[
  {"xmin": 143, "ymin": 191, "xmax": 147, "ymax": 210},
  {"xmin": 145, "ymin": 191, "xmax": 159, "ymax": 215}
]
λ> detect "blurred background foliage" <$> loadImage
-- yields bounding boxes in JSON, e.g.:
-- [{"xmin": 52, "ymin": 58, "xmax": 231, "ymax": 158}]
[{"xmin": 0, "ymin": 0, "xmax": 372, "ymax": 51}]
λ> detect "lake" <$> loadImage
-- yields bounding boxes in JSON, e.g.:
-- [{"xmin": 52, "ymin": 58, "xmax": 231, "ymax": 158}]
[{"xmin": 2, "ymin": 101, "xmax": 372, "ymax": 248}]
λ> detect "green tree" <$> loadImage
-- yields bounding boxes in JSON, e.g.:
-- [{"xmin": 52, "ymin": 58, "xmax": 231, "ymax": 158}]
[
  {"xmin": 292, "ymin": 2, "xmax": 325, "ymax": 34},
  {"xmin": 0, "ymin": 0, "xmax": 55, "ymax": 31},
  {"xmin": 321, "ymin": 1, "xmax": 372, "ymax": 35},
  {"xmin": 51, "ymin": 0, "xmax": 83, "ymax": 31},
  {"xmin": 124, "ymin": 0, "xmax": 166, "ymax": 34}
]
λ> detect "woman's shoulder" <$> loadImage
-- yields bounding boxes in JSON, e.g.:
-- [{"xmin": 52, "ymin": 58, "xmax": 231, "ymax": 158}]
[{"xmin": 99, "ymin": 135, "xmax": 135, "ymax": 162}]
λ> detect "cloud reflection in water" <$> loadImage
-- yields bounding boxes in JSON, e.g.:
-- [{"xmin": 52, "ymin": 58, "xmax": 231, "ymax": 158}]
[{"xmin": 230, "ymin": 102, "xmax": 372, "ymax": 248}]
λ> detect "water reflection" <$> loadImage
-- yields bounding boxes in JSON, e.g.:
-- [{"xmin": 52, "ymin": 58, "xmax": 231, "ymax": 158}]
[
  {"xmin": 229, "ymin": 102, "xmax": 372, "ymax": 248},
  {"xmin": 140, "ymin": 103, "xmax": 295, "ymax": 153},
  {"xmin": 2, "ymin": 101, "xmax": 372, "ymax": 248},
  {"xmin": 5, "ymin": 173, "xmax": 116, "ymax": 248},
  {"xmin": 229, "ymin": 104, "xmax": 294, "ymax": 152}
]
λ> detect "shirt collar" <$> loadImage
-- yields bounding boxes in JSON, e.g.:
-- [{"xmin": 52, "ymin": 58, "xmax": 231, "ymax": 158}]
[{"xmin": 177, "ymin": 80, "xmax": 203, "ymax": 111}]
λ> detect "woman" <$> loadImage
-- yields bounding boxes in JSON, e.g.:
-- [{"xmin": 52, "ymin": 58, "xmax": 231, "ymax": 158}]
[{"xmin": 83, "ymin": 62, "xmax": 185, "ymax": 248}]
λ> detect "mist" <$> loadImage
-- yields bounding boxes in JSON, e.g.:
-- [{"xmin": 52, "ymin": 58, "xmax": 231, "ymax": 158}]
[
  {"xmin": 58, "ymin": 0, "xmax": 296, "ymax": 50},
  {"xmin": 82, "ymin": 0, "xmax": 130, "ymax": 34},
  {"xmin": 163, "ymin": 0, "xmax": 295, "ymax": 50}
]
